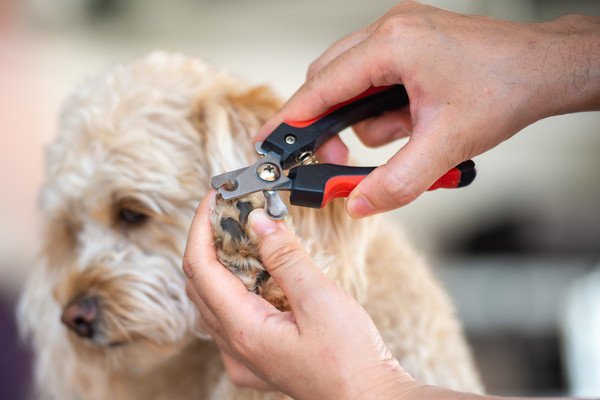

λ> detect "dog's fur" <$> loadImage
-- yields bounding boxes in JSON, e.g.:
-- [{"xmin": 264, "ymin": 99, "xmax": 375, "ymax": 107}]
[{"xmin": 18, "ymin": 52, "xmax": 482, "ymax": 399}]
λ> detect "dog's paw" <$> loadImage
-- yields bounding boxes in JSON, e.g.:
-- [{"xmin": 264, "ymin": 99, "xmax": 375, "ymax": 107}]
[{"xmin": 211, "ymin": 193, "xmax": 288, "ymax": 310}]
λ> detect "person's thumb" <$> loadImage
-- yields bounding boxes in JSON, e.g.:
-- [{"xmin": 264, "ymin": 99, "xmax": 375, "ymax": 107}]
[
  {"xmin": 346, "ymin": 132, "xmax": 459, "ymax": 217},
  {"xmin": 248, "ymin": 208, "xmax": 332, "ymax": 316}
]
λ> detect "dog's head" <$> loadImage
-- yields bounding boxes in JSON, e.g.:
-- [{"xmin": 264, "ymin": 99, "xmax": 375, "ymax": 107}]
[{"xmin": 19, "ymin": 52, "xmax": 281, "ymax": 375}]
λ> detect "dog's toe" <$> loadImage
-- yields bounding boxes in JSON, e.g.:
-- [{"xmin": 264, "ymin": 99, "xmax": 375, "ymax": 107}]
[
  {"xmin": 236, "ymin": 201, "xmax": 254, "ymax": 225},
  {"xmin": 212, "ymin": 195, "xmax": 265, "ymax": 278},
  {"xmin": 211, "ymin": 193, "xmax": 289, "ymax": 310},
  {"xmin": 220, "ymin": 217, "xmax": 247, "ymax": 241}
]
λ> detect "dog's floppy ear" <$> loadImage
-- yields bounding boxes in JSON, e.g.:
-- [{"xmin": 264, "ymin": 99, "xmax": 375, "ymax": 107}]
[
  {"xmin": 192, "ymin": 84, "xmax": 282, "ymax": 176},
  {"xmin": 224, "ymin": 85, "xmax": 282, "ymax": 136}
]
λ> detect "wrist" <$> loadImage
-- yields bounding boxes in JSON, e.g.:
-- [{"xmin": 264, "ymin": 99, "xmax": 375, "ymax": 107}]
[
  {"xmin": 402, "ymin": 385, "xmax": 480, "ymax": 400},
  {"xmin": 347, "ymin": 358, "xmax": 419, "ymax": 400},
  {"xmin": 530, "ymin": 14, "xmax": 600, "ymax": 118}
]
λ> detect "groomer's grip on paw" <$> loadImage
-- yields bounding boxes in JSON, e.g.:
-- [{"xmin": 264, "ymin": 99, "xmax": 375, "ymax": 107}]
[
  {"xmin": 183, "ymin": 193, "xmax": 415, "ymax": 399},
  {"xmin": 287, "ymin": 160, "xmax": 476, "ymax": 208}
]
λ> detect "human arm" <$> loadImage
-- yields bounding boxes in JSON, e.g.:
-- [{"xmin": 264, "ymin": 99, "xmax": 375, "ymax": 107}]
[{"xmin": 256, "ymin": 1, "xmax": 600, "ymax": 218}]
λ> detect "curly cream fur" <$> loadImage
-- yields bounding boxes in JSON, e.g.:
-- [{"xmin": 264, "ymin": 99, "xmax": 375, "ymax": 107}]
[{"xmin": 18, "ymin": 51, "xmax": 482, "ymax": 400}]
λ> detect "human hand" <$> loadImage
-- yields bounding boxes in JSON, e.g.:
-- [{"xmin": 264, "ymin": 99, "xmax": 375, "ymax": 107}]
[
  {"xmin": 257, "ymin": 1, "xmax": 600, "ymax": 218},
  {"xmin": 182, "ymin": 193, "xmax": 418, "ymax": 400}
]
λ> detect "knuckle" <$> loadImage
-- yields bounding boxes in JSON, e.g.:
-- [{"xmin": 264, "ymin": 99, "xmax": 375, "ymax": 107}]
[
  {"xmin": 400, "ymin": 0, "xmax": 419, "ymax": 7},
  {"xmin": 379, "ymin": 168, "xmax": 419, "ymax": 207},
  {"xmin": 181, "ymin": 258, "xmax": 199, "ymax": 281},
  {"xmin": 356, "ymin": 128, "xmax": 382, "ymax": 148},
  {"xmin": 263, "ymin": 244, "xmax": 306, "ymax": 272},
  {"xmin": 362, "ymin": 140, "xmax": 379, "ymax": 149},
  {"xmin": 352, "ymin": 123, "xmax": 372, "ymax": 145},
  {"xmin": 228, "ymin": 373, "xmax": 244, "ymax": 387},
  {"xmin": 306, "ymin": 61, "xmax": 320, "ymax": 79},
  {"xmin": 375, "ymin": 5, "xmax": 431, "ymax": 46},
  {"xmin": 392, "ymin": 0, "xmax": 424, "ymax": 14},
  {"xmin": 306, "ymin": 73, "xmax": 330, "ymax": 110},
  {"xmin": 229, "ymin": 375, "xmax": 248, "ymax": 388},
  {"xmin": 361, "ymin": 136, "xmax": 381, "ymax": 148},
  {"xmin": 375, "ymin": 14, "xmax": 407, "ymax": 39},
  {"xmin": 368, "ymin": 52, "xmax": 398, "ymax": 87},
  {"xmin": 227, "ymin": 367, "xmax": 249, "ymax": 388},
  {"xmin": 367, "ymin": 28, "xmax": 404, "ymax": 87}
]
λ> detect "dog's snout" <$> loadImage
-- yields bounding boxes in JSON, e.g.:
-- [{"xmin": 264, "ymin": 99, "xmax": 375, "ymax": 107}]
[{"xmin": 61, "ymin": 296, "xmax": 99, "ymax": 339}]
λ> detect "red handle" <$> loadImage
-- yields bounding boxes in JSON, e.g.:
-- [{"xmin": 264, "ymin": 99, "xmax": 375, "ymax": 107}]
[
  {"xmin": 321, "ymin": 175, "xmax": 367, "ymax": 207},
  {"xmin": 320, "ymin": 160, "xmax": 476, "ymax": 207},
  {"xmin": 428, "ymin": 160, "xmax": 476, "ymax": 191}
]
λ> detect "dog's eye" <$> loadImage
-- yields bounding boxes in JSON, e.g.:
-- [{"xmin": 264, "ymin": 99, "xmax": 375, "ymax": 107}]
[{"xmin": 117, "ymin": 208, "xmax": 148, "ymax": 225}]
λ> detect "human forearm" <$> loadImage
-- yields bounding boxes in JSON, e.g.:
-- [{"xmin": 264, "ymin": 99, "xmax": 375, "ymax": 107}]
[
  {"xmin": 414, "ymin": 385, "xmax": 561, "ymax": 400},
  {"xmin": 369, "ymin": 380, "xmax": 567, "ymax": 400},
  {"xmin": 533, "ymin": 14, "xmax": 600, "ymax": 117}
]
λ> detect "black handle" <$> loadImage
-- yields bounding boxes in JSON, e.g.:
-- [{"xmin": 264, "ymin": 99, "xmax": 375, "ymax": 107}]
[
  {"xmin": 261, "ymin": 85, "xmax": 409, "ymax": 169},
  {"xmin": 287, "ymin": 164, "xmax": 375, "ymax": 208}
]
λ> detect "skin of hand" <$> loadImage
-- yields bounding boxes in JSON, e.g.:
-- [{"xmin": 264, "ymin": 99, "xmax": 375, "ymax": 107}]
[
  {"xmin": 182, "ymin": 193, "xmax": 419, "ymax": 400},
  {"xmin": 183, "ymin": 195, "xmax": 565, "ymax": 400},
  {"xmin": 256, "ymin": 1, "xmax": 600, "ymax": 218}
]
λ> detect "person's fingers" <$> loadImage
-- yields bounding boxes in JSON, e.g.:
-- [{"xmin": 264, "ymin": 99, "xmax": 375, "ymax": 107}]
[
  {"xmin": 352, "ymin": 108, "xmax": 413, "ymax": 148},
  {"xmin": 221, "ymin": 352, "xmax": 275, "ymax": 391},
  {"xmin": 306, "ymin": 26, "xmax": 374, "ymax": 80},
  {"xmin": 182, "ymin": 192, "xmax": 275, "ymax": 328},
  {"xmin": 346, "ymin": 124, "xmax": 461, "ymax": 217},
  {"xmin": 248, "ymin": 209, "xmax": 336, "ymax": 320},
  {"xmin": 315, "ymin": 136, "xmax": 349, "ymax": 164},
  {"xmin": 257, "ymin": 34, "xmax": 394, "ymax": 141}
]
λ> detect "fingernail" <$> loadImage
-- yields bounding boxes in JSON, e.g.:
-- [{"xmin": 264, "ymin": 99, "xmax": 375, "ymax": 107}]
[
  {"xmin": 249, "ymin": 209, "xmax": 279, "ymax": 236},
  {"xmin": 346, "ymin": 195, "xmax": 375, "ymax": 218}
]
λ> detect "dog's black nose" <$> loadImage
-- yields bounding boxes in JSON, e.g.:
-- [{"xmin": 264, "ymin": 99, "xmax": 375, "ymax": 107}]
[{"xmin": 61, "ymin": 296, "xmax": 99, "ymax": 338}]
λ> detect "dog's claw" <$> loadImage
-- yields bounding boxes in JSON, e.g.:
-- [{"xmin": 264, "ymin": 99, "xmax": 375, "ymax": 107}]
[{"xmin": 220, "ymin": 217, "xmax": 246, "ymax": 241}]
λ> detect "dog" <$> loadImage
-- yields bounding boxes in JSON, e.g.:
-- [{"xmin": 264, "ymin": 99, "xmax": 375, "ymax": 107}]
[{"xmin": 18, "ymin": 51, "xmax": 482, "ymax": 399}]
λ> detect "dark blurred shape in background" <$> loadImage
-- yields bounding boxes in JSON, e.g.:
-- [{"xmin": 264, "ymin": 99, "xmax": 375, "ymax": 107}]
[{"xmin": 0, "ymin": 294, "xmax": 31, "ymax": 400}]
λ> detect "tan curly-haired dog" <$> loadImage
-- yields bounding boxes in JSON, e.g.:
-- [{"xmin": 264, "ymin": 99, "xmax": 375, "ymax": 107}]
[{"xmin": 18, "ymin": 52, "xmax": 481, "ymax": 399}]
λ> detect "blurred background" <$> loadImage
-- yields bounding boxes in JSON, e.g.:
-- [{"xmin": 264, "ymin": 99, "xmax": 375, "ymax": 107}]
[{"xmin": 1, "ymin": 0, "xmax": 599, "ymax": 398}]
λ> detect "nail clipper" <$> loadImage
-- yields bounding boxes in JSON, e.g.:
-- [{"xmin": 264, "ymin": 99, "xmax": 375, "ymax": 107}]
[{"xmin": 210, "ymin": 85, "xmax": 476, "ymax": 220}]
